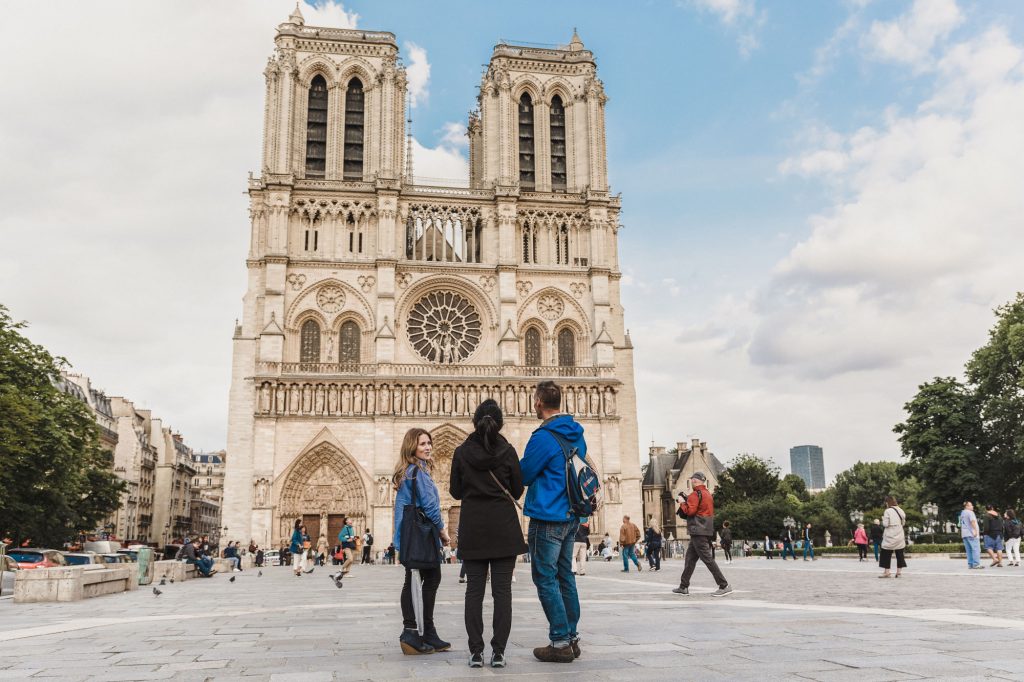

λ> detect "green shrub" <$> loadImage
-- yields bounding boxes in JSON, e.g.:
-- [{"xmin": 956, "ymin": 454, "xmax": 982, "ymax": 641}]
[{"xmin": 814, "ymin": 543, "xmax": 962, "ymax": 555}]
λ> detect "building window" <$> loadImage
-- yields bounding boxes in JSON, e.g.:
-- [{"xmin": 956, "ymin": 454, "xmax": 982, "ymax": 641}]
[
  {"xmin": 518, "ymin": 93, "xmax": 535, "ymax": 189},
  {"xmin": 557, "ymin": 328, "xmax": 576, "ymax": 367},
  {"xmin": 300, "ymin": 319, "xmax": 321, "ymax": 365},
  {"xmin": 522, "ymin": 222, "xmax": 537, "ymax": 264},
  {"xmin": 525, "ymin": 327, "xmax": 542, "ymax": 366},
  {"xmin": 339, "ymin": 320, "xmax": 360, "ymax": 364},
  {"xmin": 305, "ymin": 75, "xmax": 328, "ymax": 178},
  {"xmin": 550, "ymin": 95, "xmax": 567, "ymax": 191},
  {"xmin": 344, "ymin": 78, "xmax": 365, "ymax": 180},
  {"xmin": 555, "ymin": 224, "xmax": 569, "ymax": 265}
]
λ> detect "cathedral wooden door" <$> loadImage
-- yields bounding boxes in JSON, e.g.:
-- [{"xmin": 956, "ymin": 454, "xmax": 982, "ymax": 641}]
[{"xmin": 302, "ymin": 514, "xmax": 321, "ymax": 544}]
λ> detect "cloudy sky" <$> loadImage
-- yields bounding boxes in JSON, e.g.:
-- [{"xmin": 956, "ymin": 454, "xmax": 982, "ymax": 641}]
[{"xmin": 1, "ymin": 0, "xmax": 1022, "ymax": 481}]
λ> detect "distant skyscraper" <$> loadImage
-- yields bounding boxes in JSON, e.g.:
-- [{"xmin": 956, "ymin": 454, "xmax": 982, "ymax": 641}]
[{"xmin": 790, "ymin": 445, "xmax": 825, "ymax": 490}]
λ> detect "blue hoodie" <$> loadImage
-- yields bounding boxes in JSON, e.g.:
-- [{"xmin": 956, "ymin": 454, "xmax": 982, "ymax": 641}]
[{"xmin": 520, "ymin": 414, "xmax": 588, "ymax": 522}]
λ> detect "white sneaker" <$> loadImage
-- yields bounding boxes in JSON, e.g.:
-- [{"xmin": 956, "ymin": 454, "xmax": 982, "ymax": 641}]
[
  {"xmin": 233, "ymin": 568, "xmax": 242, "ymax": 572},
  {"xmin": 512, "ymin": 574, "xmax": 517, "ymax": 583}
]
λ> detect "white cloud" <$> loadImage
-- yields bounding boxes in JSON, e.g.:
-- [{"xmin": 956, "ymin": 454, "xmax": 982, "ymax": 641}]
[
  {"xmin": 409, "ymin": 137, "xmax": 468, "ymax": 183},
  {"xmin": 863, "ymin": 0, "xmax": 963, "ymax": 69},
  {"xmin": 404, "ymin": 41, "xmax": 430, "ymax": 108},
  {"xmin": 687, "ymin": 0, "xmax": 764, "ymax": 57},
  {"xmin": 439, "ymin": 121, "xmax": 468, "ymax": 149},
  {"xmin": 632, "ymin": 19, "xmax": 1024, "ymax": 476},
  {"xmin": 0, "ymin": 1, "xmax": 360, "ymax": 450}
]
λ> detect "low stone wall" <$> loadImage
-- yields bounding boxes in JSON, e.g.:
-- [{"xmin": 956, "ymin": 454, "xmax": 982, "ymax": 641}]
[
  {"xmin": 153, "ymin": 559, "xmax": 197, "ymax": 582},
  {"xmin": 14, "ymin": 566, "xmax": 137, "ymax": 603}
]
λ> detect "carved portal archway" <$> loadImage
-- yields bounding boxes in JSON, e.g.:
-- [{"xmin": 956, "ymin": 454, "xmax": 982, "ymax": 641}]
[
  {"xmin": 276, "ymin": 443, "xmax": 369, "ymax": 542},
  {"xmin": 430, "ymin": 423, "xmax": 466, "ymax": 546}
]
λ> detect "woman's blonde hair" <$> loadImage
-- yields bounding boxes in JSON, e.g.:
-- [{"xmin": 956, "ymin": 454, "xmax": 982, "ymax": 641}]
[{"xmin": 392, "ymin": 427, "xmax": 433, "ymax": 490}]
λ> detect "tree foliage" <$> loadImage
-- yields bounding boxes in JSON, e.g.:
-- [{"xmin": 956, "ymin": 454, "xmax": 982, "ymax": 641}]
[
  {"xmin": 714, "ymin": 454, "xmax": 781, "ymax": 506},
  {"xmin": 0, "ymin": 305, "xmax": 125, "ymax": 547},
  {"xmin": 895, "ymin": 293, "xmax": 1024, "ymax": 513},
  {"xmin": 829, "ymin": 460, "xmax": 923, "ymax": 523}
]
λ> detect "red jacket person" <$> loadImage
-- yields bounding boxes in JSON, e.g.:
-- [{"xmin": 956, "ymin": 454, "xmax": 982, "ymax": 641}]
[{"xmin": 672, "ymin": 472, "xmax": 733, "ymax": 597}]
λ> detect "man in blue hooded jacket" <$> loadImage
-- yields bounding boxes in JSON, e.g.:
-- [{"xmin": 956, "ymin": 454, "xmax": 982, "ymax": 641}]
[{"xmin": 520, "ymin": 380, "xmax": 586, "ymax": 664}]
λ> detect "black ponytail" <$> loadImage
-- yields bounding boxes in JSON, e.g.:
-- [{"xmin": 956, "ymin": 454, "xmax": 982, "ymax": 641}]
[{"xmin": 472, "ymin": 399, "xmax": 504, "ymax": 454}]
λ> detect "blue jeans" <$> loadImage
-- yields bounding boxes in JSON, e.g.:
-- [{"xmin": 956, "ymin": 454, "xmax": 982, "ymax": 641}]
[
  {"xmin": 528, "ymin": 519, "xmax": 580, "ymax": 646},
  {"xmin": 964, "ymin": 536, "xmax": 981, "ymax": 567},
  {"xmin": 803, "ymin": 541, "xmax": 814, "ymax": 560},
  {"xmin": 188, "ymin": 557, "xmax": 214, "ymax": 577},
  {"xmin": 621, "ymin": 544, "xmax": 640, "ymax": 571},
  {"xmin": 873, "ymin": 541, "xmax": 880, "ymax": 562},
  {"xmin": 781, "ymin": 542, "xmax": 795, "ymax": 560}
]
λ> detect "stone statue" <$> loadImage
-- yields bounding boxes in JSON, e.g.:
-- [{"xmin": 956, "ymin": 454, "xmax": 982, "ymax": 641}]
[
  {"xmin": 314, "ymin": 385, "xmax": 325, "ymax": 414},
  {"xmin": 604, "ymin": 386, "xmax": 616, "ymax": 416},
  {"xmin": 275, "ymin": 384, "xmax": 286, "ymax": 413},
  {"xmin": 328, "ymin": 384, "xmax": 338, "ymax": 414},
  {"xmin": 254, "ymin": 478, "xmax": 269, "ymax": 507},
  {"xmin": 366, "ymin": 384, "xmax": 376, "ymax": 415},
  {"xmin": 376, "ymin": 476, "xmax": 391, "ymax": 505},
  {"xmin": 380, "ymin": 384, "xmax": 391, "ymax": 415},
  {"xmin": 590, "ymin": 387, "xmax": 600, "ymax": 416},
  {"xmin": 259, "ymin": 383, "xmax": 271, "ymax": 413}
]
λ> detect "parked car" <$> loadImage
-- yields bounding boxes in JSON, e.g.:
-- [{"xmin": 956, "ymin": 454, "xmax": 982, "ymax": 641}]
[
  {"xmin": 1, "ymin": 555, "xmax": 20, "ymax": 595},
  {"xmin": 6, "ymin": 549, "xmax": 67, "ymax": 569},
  {"xmin": 61, "ymin": 552, "xmax": 107, "ymax": 569},
  {"xmin": 98, "ymin": 553, "xmax": 131, "ymax": 565},
  {"xmin": 84, "ymin": 541, "xmax": 122, "ymax": 554},
  {"xmin": 263, "ymin": 549, "xmax": 280, "ymax": 566},
  {"xmin": 116, "ymin": 549, "xmax": 139, "ymax": 562}
]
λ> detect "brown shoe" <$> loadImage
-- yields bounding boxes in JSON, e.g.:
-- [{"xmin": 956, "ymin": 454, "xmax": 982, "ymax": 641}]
[
  {"xmin": 533, "ymin": 645, "xmax": 574, "ymax": 663},
  {"xmin": 570, "ymin": 640, "xmax": 581, "ymax": 659}
]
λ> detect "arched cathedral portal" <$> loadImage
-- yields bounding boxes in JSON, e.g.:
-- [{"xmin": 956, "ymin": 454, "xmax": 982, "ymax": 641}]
[{"xmin": 276, "ymin": 443, "xmax": 368, "ymax": 545}]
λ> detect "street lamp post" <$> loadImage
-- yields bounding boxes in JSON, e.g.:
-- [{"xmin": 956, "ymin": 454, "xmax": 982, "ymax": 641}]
[
  {"xmin": 849, "ymin": 510, "xmax": 864, "ymax": 525},
  {"xmin": 783, "ymin": 516, "xmax": 796, "ymax": 529}
]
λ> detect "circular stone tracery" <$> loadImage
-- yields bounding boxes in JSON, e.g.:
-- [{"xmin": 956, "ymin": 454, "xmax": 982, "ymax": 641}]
[{"xmin": 407, "ymin": 291, "xmax": 482, "ymax": 363}]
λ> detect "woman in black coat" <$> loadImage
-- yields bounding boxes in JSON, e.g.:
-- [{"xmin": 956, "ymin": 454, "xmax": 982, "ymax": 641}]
[{"xmin": 450, "ymin": 399, "xmax": 527, "ymax": 669}]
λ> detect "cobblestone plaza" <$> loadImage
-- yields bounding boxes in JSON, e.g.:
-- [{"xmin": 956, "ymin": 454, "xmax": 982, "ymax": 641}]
[{"xmin": 4, "ymin": 557, "xmax": 1024, "ymax": 680}]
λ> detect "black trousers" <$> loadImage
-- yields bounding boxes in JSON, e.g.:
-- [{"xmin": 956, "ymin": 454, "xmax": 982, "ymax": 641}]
[
  {"xmin": 680, "ymin": 535, "xmax": 728, "ymax": 589},
  {"xmin": 463, "ymin": 556, "xmax": 516, "ymax": 655},
  {"xmin": 722, "ymin": 543, "xmax": 732, "ymax": 562},
  {"xmin": 647, "ymin": 545, "xmax": 661, "ymax": 570},
  {"xmin": 856, "ymin": 543, "xmax": 868, "ymax": 560},
  {"xmin": 400, "ymin": 565, "xmax": 441, "ymax": 631},
  {"xmin": 361, "ymin": 547, "xmax": 372, "ymax": 564},
  {"xmin": 879, "ymin": 548, "xmax": 906, "ymax": 570}
]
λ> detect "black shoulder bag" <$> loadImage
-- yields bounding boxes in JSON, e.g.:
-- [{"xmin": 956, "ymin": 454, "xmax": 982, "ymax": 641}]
[{"xmin": 399, "ymin": 468, "xmax": 443, "ymax": 569}]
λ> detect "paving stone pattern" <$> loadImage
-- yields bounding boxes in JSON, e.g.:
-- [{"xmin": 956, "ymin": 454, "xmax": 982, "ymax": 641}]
[{"xmin": 3, "ymin": 556, "xmax": 1024, "ymax": 680}]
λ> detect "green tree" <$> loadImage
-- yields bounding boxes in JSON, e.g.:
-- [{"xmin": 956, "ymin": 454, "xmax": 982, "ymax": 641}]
[
  {"xmin": 778, "ymin": 473, "xmax": 810, "ymax": 502},
  {"xmin": 829, "ymin": 460, "xmax": 923, "ymax": 524},
  {"xmin": 0, "ymin": 306, "xmax": 125, "ymax": 547},
  {"xmin": 714, "ymin": 454, "xmax": 781, "ymax": 506},
  {"xmin": 965, "ymin": 293, "xmax": 1024, "ymax": 507},
  {"xmin": 894, "ymin": 377, "xmax": 987, "ymax": 519}
]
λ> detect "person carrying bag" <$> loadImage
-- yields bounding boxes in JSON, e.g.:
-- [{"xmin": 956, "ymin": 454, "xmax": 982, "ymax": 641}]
[
  {"xmin": 450, "ymin": 399, "xmax": 528, "ymax": 669},
  {"xmin": 392, "ymin": 428, "xmax": 450, "ymax": 656}
]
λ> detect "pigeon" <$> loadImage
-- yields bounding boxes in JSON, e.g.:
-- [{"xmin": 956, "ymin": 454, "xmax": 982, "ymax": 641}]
[
  {"xmin": 153, "ymin": 587, "xmax": 162, "ymax": 596},
  {"xmin": 169, "ymin": 578, "xmax": 175, "ymax": 584},
  {"xmin": 328, "ymin": 572, "xmax": 344, "ymax": 589},
  {"xmin": 304, "ymin": 568, "xmax": 315, "ymax": 574},
  {"xmin": 229, "ymin": 575, "xmax": 236, "ymax": 583},
  {"xmin": 258, "ymin": 570, "xmax": 262, "ymax": 577},
  {"xmin": 159, "ymin": 577, "xmax": 167, "ymax": 586}
]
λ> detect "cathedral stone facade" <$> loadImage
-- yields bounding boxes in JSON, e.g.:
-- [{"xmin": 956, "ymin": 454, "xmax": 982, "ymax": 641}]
[{"xmin": 222, "ymin": 7, "xmax": 641, "ymax": 549}]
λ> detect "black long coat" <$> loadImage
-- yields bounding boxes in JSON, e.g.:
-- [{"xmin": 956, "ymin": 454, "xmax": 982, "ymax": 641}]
[{"xmin": 449, "ymin": 432, "xmax": 528, "ymax": 560}]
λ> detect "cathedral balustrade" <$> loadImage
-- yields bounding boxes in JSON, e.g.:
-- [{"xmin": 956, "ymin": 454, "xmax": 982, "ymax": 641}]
[
  {"xmin": 254, "ymin": 378, "xmax": 618, "ymax": 419},
  {"xmin": 257, "ymin": 361, "xmax": 614, "ymax": 379}
]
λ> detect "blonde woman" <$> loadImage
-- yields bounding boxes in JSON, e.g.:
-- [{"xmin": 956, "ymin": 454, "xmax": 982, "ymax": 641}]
[
  {"xmin": 393, "ymin": 428, "xmax": 451, "ymax": 655},
  {"xmin": 316, "ymin": 534, "xmax": 329, "ymax": 567}
]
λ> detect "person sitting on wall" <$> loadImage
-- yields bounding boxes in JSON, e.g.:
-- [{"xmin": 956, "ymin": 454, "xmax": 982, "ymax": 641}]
[{"xmin": 177, "ymin": 538, "xmax": 216, "ymax": 577}]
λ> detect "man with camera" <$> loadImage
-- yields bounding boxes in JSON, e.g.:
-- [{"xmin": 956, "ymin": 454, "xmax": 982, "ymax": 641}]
[{"xmin": 673, "ymin": 472, "xmax": 732, "ymax": 597}]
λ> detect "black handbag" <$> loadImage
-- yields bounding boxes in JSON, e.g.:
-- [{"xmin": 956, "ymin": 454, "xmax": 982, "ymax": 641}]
[{"xmin": 399, "ymin": 468, "xmax": 443, "ymax": 569}]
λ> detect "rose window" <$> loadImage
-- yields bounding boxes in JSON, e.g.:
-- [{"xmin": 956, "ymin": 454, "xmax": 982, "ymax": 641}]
[
  {"xmin": 407, "ymin": 291, "xmax": 482, "ymax": 363},
  {"xmin": 316, "ymin": 285, "xmax": 345, "ymax": 313}
]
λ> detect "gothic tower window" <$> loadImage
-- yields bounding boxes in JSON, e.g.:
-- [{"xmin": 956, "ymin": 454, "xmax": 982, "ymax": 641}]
[
  {"xmin": 525, "ymin": 327, "xmax": 542, "ymax": 366},
  {"xmin": 550, "ymin": 95, "xmax": 567, "ymax": 191},
  {"xmin": 344, "ymin": 78, "xmax": 365, "ymax": 180},
  {"xmin": 300, "ymin": 319, "xmax": 321, "ymax": 366},
  {"xmin": 557, "ymin": 328, "xmax": 576, "ymax": 367},
  {"xmin": 518, "ymin": 93, "xmax": 535, "ymax": 189},
  {"xmin": 305, "ymin": 75, "xmax": 328, "ymax": 178},
  {"xmin": 555, "ymin": 223, "xmax": 569, "ymax": 265},
  {"xmin": 339, "ymin": 320, "xmax": 360, "ymax": 364}
]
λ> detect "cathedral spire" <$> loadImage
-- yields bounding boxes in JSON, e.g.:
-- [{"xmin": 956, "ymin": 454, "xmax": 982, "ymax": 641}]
[
  {"xmin": 405, "ymin": 91, "xmax": 414, "ymax": 181},
  {"xmin": 569, "ymin": 27, "xmax": 584, "ymax": 51},
  {"xmin": 287, "ymin": 2, "xmax": 305, "ymax": 26}
]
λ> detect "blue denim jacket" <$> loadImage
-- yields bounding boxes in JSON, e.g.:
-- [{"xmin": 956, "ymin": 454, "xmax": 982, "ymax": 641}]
[
  {"xmin": 289, "ymin": 528, "xmax": 303, "ymax": 554},
  {"xmin": 393, "ymin": 463, "xmax": 444, "ymax": 553}
]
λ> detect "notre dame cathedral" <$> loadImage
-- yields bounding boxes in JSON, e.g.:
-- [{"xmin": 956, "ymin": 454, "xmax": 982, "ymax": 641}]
[{"xmin": 221, "ymin": 6, "xmax": 641, "ymax": 550}]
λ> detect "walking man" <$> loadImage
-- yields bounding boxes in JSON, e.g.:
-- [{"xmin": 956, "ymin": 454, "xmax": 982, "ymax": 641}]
[
  {"xmin": 780, "ymin": 526, "xmax": 796, "ymax": 560},
  {"xmin": 802, "ymin": 523, "xmax": 815, "ymax": 561},
  {"xmin": 961, "ymin": 502, "xmax": 982, "ymax": 569},
  {"xmin": 618, "ymin": 516, "xmax": 643, "ymax": 573},
  {"xmin": 521, "ymin": 381, "xmax": 586, "ymax": 663},
  {"xmin": 361, "ymin": 528, "xmax": 373, "ymax": 564},
  {"xmin": 673, "ymin": 472, "xmax": 732, "ymax": 597},
  {"xmin": 870, "ymin": 519, "xmax": 883, "ymax": 563}
]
